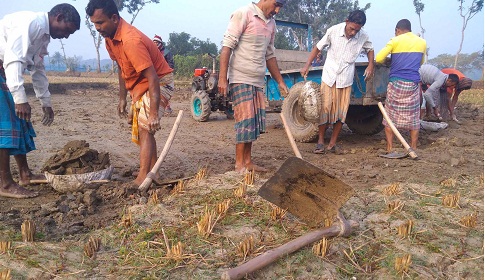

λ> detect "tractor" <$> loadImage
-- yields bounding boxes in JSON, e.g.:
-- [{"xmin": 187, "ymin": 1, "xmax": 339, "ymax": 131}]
[{"xmin": 190, "ymin": 53, "xmax": 233, "ymax": 121}]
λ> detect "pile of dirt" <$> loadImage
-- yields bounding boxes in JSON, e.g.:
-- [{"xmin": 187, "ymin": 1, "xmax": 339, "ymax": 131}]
[{"xmin": 42, "ymin": 140, "xmax": 110, "ymax": 175}]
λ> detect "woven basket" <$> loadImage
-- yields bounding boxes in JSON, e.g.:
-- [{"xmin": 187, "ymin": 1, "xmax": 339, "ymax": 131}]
[
  {"xmin": 297, "ymin": 81, "xmax": 322, "ymax": 123},
  {"xmin": 45, "ymin": 166, "xmax": 114, "ymax": 193}
]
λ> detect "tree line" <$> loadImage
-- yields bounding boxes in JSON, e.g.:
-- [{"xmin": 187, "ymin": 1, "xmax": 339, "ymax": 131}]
[{"xmin": 59, "ymin": 0, "xmax": 482, "ymax": 79}]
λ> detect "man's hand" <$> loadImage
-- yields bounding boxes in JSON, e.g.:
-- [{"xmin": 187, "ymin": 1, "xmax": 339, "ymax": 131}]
[
  {"xmin": 41, "ymin": 107, "xmax": 54, "ymax": 126},
  {"xmin": 218, "ymin": 78, "xmax": 228, "ymax": 97},
  {"xmin": 118, "ymin": 99, "xmax": 128, "ymax": 119},
  {"xmin": 300, "ymin": 67, "xmax": 309, "ymax": 80},
  {"xmin": 15, "ymin": 103, "xmax": 32, "ymax": 122},
  {"xmin": 363, "ymin": 65, "xmax": 375, "ymax": 82},
  {"xmin": 278, "ymin": 83, "xmax": 290, "ymax": 98},
  {"xmin": 147, "ymin": 114, "xmax": 161, "ymax": 134}
]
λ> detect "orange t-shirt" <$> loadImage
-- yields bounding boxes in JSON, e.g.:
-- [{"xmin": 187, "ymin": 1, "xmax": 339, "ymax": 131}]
[{"xmin": 106, "ymin": 18, "xmax": 173, "ymax": 102}]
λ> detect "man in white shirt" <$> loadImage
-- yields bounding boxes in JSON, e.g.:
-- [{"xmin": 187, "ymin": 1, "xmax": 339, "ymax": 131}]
[
  {"xmin": 300, "ymin": 10, "xmax": 374, "ymax": 155},
  {"xmin": 0, "ymin": 3, "xmax": 80, "ymax": 198}
]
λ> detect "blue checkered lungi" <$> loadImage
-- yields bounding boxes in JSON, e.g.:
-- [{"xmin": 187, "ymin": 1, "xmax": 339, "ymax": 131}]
[{"xmin": 0, "ymin": 73, "xmax": 36, "ymax": 155}]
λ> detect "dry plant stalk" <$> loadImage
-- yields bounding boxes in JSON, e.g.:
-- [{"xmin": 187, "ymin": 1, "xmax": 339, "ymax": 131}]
[
  {"xmin": 244, "ymin": 170, "xmax": 255, "ymax": 186},
  {"xmin": 440, "ymin": 178, "xmax": 457, "ymax": 188},
  {"xmin": 237, "ymin": 235, "xmax": 254, "ymax": 260},
  {"xmin": 270, "ymin": 205, "xmax": 287, "ymax": 221},
  {"xmin": 0, "ymin": 241, "xmax": 11, "ymax": 253},
  {"xmin": 324, "ymin": 218, "xmax": 332, "ymax": 228},
  {"xmin": 149, "ymin": 192, "xmax": 159, "ymax": 204},
  {"xmin": 196, "ymin": 206, "xmax": 222, "ymax": 238},
  {"xmin": 383, "ymin": 183, "xmax": 401, "ymax": 196},
  {"xmin": 195, "ymin": 167, "xmax": 208, "ymax": 181},
  {"xmin": 312, "ymin": 237, "xmax": 330, "ymax": 257},
  {"xmin": 397, "ymin": 220, "xmax": 414, "ymax": 239},
  {"xmin": 0, "ymin": 270, "xmax": 11, "ymax": 280},
  {"xmin": 460, "ymin": 213, "xmax": 478, "ymax": 228},
  {"xmin": 394, "ymin": 254, "xmax": 412, "ymax": 274},
  {"xmin": 387, "ymin": 200, "xmax": 405, "ymax": 213},
  {"xmin": 171, "ymin": 180, "xmax": 185, "ymax": 195},
  {"xmin": 167, "ymin": 241, "xmax": 184, "ymax": 261},
  {"xmin": 21, "ymin": 220, "xmax": 35, "ymax": 242},
  {"xmin": 233, "ymin": 184, "xmax": 247, "ymax": 198},
  {"xmin": 84, "ymin": 236, "xmax": 101, "ymax": 259},
  {"xmin": 442, "ymin": 193, "xmax": 460, "ymax": 208},
  {"xmin": 216, "ymin": 199, "xmax": 231, "ymax": 216},
  {"xmin": 121, "ymin": 210, "xmax": 132, "ymax": 228}
]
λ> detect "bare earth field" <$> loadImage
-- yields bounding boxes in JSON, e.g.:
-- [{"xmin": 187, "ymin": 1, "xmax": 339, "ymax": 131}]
[{"xmin": 0, "ymin": 74, "xmax": 483, "ymax": 279}]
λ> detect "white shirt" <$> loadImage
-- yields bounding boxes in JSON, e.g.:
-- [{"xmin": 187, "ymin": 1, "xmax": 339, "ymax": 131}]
[
  {"xmin": 0, "ymin": 11, "xmax": 51, "ymax": 107},
  {"xmin": 316, "ymin": 22, "xmax": 373, "ymax": 88}
]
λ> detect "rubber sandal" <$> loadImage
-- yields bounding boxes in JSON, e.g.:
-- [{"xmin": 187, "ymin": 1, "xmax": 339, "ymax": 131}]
[
  {"xmin": 326, "ymin": 145, "xmax": 341, "ymax": 154},
  {"xmin": 313, "ymin": 144, "xmax": 326, "ymax": 154},
  {"xmin": 379, "ymin": 151, "xmax": 409, "ymax": 159}
]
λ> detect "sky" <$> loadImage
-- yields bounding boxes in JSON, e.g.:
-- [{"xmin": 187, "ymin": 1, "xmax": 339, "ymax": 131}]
[{"xmin": 2, "ymin": 0, "xmax": 484, "ymax": 62}]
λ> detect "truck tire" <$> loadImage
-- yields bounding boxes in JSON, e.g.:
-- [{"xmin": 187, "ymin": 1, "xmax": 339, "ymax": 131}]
[
  {"xmin": 345, "ymin": 105, "xmax": 384, "ymax": 135},
  {"xmin": 190, "ymin": 90, "xmax": 211, "ymax": 122},
  {"xmin": 282, "ymin": 82, "xmax": 319, "ymax": 143}
]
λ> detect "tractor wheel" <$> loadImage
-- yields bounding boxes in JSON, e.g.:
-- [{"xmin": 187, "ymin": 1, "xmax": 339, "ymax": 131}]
[
  {"xmin": 282, "ymin": 82, "xmax": 319, "ymax": 143},
  {"xmin": 345, "ymin": 105, "xmax": 384, "ymax": 135},
  {"xmin": 190, "ymin": 90, "xmax": 211, "ymax": 122}
]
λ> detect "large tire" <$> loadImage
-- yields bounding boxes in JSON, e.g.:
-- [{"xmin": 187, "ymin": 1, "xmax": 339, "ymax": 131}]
[
  {"xmin": 190, "ymin": 90, "xmax": 211, "ymax": 122},
  {"xmin": 282, "ymin": 82, "xmax": 319, "ymax": 143},
  {"xmin": 345, "ymin": 105, "xmax": 384, "ymax": 135}
]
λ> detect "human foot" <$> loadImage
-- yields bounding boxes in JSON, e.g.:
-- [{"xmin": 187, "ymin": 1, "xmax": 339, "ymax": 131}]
[
  {"xmin": 246, "ymin": 164, "xmax": 268, "ymax": 172},
  {"xmin": 19, "ymin": 173, "xmax": 47, "ymax": 186},
  {"xmin": 0, "ymin": 184, "xmax": 38, "ymax": 199}
]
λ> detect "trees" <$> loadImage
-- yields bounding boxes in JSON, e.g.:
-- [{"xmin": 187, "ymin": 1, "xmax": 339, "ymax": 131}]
[
  {"xmin": 85, "ymin": 15, "xmax": 103, "ymax": 73},
  {"xmin": 413, "ymin": 0, "xmax": 428, "ymax": 63},
  {"xmin": 50, "ymin": 51, "xmax": 64, "ymax": 70},
  {"xmin": 428, "ymin": 51, "xmax": 484, "ymax": 76},
  {"xmin": 454, "ymin": 0, "xmax": 483, "ymax": 68},
  {"xmin": 167, "ymin": 32, "xmax": 218, "ymax": 56},
  {"xmin": 114, "ymin": 0, "xmax": 160, "ymax": 24},
  {"xmin": 275, "ymin": 0, "xmax": 370, "ymax": 50}
]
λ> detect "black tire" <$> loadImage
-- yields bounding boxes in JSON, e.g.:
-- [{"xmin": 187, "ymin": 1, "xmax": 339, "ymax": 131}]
[
  {"xmin": 345, "ymin": 105, "xmax": 384, "ymax": 135},
  {"xmin": 282, "ymin": 82, "xmax": 319, "ymax": 143},
  {"xmin": 190, "ymin": 90, "xmax": 211, "ymax": 122}
]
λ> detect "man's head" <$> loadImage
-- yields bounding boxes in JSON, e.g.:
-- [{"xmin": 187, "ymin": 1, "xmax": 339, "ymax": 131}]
[
  {"xmin": 344, "ymin": 10, "xmax": 366, "ymax": 39},
  {"xmin": 257, "ymin": 0, "xmax": 285, "ymax": 19},
  {"xmin": 48, "ymin": 3, "xmax": 81, "ymax": 39},
  {"xmin": 86, "ymin": 0, "xmax": 120, "ymax": 39},
  {"xmin": 395, "ymin": 19, "xmax": 412, "ymax": 36},
  {"xmin": 446, "ymin": 73, "xmax": 460, "ymax": 88},
  {"xmin": 153, "ymin": 35, "xmax": 164, "ymax": 51}
]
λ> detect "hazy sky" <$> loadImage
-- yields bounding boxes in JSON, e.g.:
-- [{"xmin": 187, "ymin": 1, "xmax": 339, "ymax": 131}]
[{"xmin": 2, "ymin": 0, "xmax": 484, "ymax": 61}]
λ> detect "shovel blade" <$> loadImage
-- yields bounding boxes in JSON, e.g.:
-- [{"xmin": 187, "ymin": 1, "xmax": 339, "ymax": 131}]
[{"xmin": 258, "ymin": 157, "xmax": 354, "ymax": 225}]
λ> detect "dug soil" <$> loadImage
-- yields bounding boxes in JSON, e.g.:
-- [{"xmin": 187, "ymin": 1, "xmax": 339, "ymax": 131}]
[{"xmin": 0, "ymin": 74, "xmax": 483, "ymax": 279}]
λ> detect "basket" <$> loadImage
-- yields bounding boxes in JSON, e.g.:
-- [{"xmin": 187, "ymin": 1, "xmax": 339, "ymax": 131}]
[
  {"xmin": 45, "ymin": 166, "xmax": 114, "ymax": 193},
  {"xmin": 297, "ymin": 81, "xmax": 322, "ymax": 123}
]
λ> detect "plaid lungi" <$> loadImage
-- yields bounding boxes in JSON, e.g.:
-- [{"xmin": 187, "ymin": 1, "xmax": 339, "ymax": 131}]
[
  {"xmin": 229, "ymin": 83, "xmax": 266, "ymax": 143},
  {"xmin": 0, "ymin": 74, "xmax": 36, "ymax": 155},
  {"xmin": 130, "ymin": 73, "xmax": 174, "ymax": 145},
  {"xmin": 383, "ymin": 78, "xmax": 420, "ymax": 130}
]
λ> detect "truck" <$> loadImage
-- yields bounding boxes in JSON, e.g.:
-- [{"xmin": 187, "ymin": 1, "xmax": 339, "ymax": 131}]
[
  {"xmin": 189, "ymin": 20, "xmax": 389, "ymax": 143},
  {"xmin": 265, "ymin": 20, "xmax": 389, "ymax": 142}
]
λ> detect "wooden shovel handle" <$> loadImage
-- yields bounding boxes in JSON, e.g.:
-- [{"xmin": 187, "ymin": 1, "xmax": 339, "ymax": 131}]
[
  {"xmin": 378, "ymin": 102, "xmax": 418, "ymax": 159},
  {"xmin": 279, "ymin": 113, "xmax": 303, "ymax": 159},
  {"xmin": 139, "ymin": 110, "xmax": 184, "ymax": 191}
]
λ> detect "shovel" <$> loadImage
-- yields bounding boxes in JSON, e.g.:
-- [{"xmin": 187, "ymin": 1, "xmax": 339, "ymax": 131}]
[{"xmin": 257, "ymin": 114, "xmax": 354, "ymax": 225}]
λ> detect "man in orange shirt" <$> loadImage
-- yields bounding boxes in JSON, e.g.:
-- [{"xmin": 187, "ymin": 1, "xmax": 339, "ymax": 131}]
[
  {"xmin": 86, "ymin": 0, "xmax": 174, "ymax": 187},
  {"xmin": 441, "ymin": 68, "xmax": 473, "ymax": 123}
]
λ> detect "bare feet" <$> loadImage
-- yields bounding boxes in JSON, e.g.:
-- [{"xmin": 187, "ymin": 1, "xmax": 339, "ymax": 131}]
[
  {"xmin": 235, "ymin": 165, "xmax": 246, "ymax": 174},
  {"xmin": 19, "ymin": 173, "xmax": 47, "ymax": 186},
  {"xmin": 0, "ymin": 183, "xmax": 38, "ymax": 199}
]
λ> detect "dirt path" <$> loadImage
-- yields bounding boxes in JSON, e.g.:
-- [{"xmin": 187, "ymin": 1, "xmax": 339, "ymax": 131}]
[{"xmin": 0, "ymin": 75, "xmax": 482, "ymax": 278}]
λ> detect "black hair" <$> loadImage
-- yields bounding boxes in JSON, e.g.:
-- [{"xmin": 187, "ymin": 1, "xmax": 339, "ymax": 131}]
[
  {"xmin": 396, "ymin": 19, "xmax": 412, "ymax": 31},
  {"xmin": 86, "ymin": 0, "xmax": 120, "ymax": 17},
  {"xmin": 448, "ymin": 74, "xmax": 459, "ymax": 84},
  {"xmin": 347, "ymin": 10, "xmax": 366, "ymax": 26},
  {"xmin": 49, "ymin": 3, "xmax": 81, "ymax": 30}
]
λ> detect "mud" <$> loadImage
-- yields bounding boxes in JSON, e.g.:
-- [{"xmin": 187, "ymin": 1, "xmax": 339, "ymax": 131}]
[{"xmin": 0, "ymin": 75, "xmax": 483, "ymax": 242}]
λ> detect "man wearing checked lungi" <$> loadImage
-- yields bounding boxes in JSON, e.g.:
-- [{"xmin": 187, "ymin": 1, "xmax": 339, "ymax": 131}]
[
  {"xmin": 376, "ymin": 19, "xmax": 427, "ymax": 154},
  {"xmin": 218, "ymin": 0, "xmax": 289, "ymax": 173},
  {"xmin": 0, "ymin": 4, "xmax": 80, "ymax": 198},
  {"xmin": 87, "ymin": 0, "xmax": 174, "ymax": 187}
]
